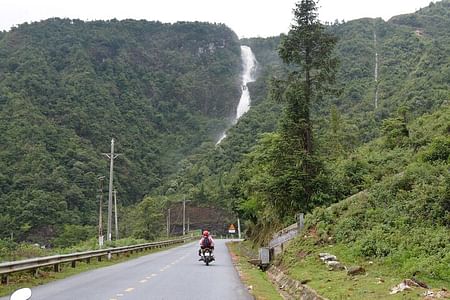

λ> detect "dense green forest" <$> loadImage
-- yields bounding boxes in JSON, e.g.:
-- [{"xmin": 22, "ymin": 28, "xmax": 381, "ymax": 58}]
[
  {"xmin": 170, "ymin": 0, "xmax": 450, "ymax": 218},
  {"xmin": 0, "ymin": 19, "xmax": 241, "ymax": 244}
]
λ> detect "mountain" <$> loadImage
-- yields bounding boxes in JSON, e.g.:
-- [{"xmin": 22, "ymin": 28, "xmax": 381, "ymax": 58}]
[
  {"xmin": 0, "ymin": 18, "xmax": 241, "ymax": 242},
  {"xmin": 168, "ymin": 0, "xmax": 450, "ymax": 233},
  {"xmin": 1, "ymin": 1, "xmax": 449, "ymax": 246}
]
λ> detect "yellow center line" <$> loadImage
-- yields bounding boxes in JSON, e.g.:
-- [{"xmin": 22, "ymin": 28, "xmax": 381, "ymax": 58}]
[{"xmin": 125, "ymin": 288, "xmax": 135, "ymax": 292}]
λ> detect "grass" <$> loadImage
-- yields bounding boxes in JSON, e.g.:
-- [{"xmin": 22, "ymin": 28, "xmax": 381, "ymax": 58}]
[
  {"xmin": 227, "ymin": 241, "xmax": 283, "ymax": 300},
  {"xmin": 0, "ymin": 242, "xmax": 183, "ymax": 297},
  {"xmin": 279, "ymin": 239, "xmax": 450, "ymax": 300}
]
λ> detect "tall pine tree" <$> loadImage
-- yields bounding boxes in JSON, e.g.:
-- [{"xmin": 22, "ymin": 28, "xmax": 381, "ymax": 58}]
[{"xmin": 269, "ymin": 0, "xmax": 338, "ymax": 214}]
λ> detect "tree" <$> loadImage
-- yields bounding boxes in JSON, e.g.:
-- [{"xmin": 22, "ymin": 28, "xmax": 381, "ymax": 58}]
[
  {"xmin": 276, "ymin": 0, "xmax": 338, "ymax": 155},
  {"xmin": 268, "ymin": 0, "xmax": 338, "ymax": 213}
]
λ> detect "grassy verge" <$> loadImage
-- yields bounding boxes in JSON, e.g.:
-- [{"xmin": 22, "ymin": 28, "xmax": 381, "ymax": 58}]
[
  {"xmin": 227, "ymin": 241, "xmax": 283, "ymax": 300},
  {"xmin": 0, "ymin": 242, "xmax": 184, "ymax": 297},
  {"xmin": 279, "ymin": 237, "xmax": 450, "ymax": 300}
]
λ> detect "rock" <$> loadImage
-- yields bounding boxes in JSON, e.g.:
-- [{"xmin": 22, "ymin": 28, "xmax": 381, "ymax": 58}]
[
  {"xmin": 300, "ymin": 279, "xmax": 311, "ymax": 284},
  {"xmin": 326, "ymin": 260, "xmax": 345, "ymax": 270},
  {"xmin": 403, "ymin": 279, "xmax": 420, "ymax": 287},
  {"xmin": 423, "ymin": 288, "xmax": 450, "ymax": 299},
  {"xmin": 423, "ymin": 290, "xmax": 434, "ymax": 298},
  {"xmin": 390, "ymin": 282, "xmax": 412, "ymax": 294},
  {"xmin": 320, "ymin": 254, "xmax": 337, "ymax": 262},
  {"xmin": 347, "ymin": 266, "xmax": 366, "ymax": 276},
  {"xmin": 437, "ymin": 289, "xmax": 450, "ymax": 298},
  {"xmin": 411, "ymin": 277, "xmax": 429, "ymax": 289},
  {"xmin": 376, "ymin": 277, "xmax": 384, "ymax": 284}
]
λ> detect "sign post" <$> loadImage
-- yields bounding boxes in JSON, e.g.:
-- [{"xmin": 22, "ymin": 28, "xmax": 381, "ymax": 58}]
[{"xmin": 228, "ymin": 224, "xmax": 236, "ymax": 235}]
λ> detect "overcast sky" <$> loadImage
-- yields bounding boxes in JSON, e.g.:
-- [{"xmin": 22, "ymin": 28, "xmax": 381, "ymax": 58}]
[{"xmin": 1, "ymin": 0, "xmax": 436, "ymax": 38}]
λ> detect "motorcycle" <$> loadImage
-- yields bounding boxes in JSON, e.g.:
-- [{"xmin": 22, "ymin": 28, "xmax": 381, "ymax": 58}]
[
  {"xmin": 10, "ymin": 288, "xmax": 32, "ymax": 300},
  {"xmin": 201, "ymin": 248, "xmax": 214, "ymax": 266}
]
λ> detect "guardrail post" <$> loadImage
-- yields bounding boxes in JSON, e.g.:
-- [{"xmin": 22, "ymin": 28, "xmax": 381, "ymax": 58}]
[
  {"xmin": 297, "ymin": 213, "xmax": 304, "ymax": 231},
  {"xmin": 1, "ymin": 274, "xmax": 8, "ymax": 285},
  {"xmin": 54, "ymin": 263, "xmax": 60, "ymax": 272},
  {"xmin": 32, "ymin": 268, "xmax": 39, "ymax": 277},
  {"xmin": 108, "ymin": 251, "xmax": 112, "ymax": 260},
  {"xmin": 71, "ymin": 261, "xmax": 76, "ymax": 268},
  {"xmin": 98, "ymin": 256, "xmax": 102, "ymax": 262},
  {"xmin": 86, "ymin": 258, "xmax": 91, "ymax": 264}
]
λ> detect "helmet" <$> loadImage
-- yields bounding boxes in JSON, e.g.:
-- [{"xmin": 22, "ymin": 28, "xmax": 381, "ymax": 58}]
[{"xmin": 203, "ymin": 230, "xmax": 209, "ymax": 237}]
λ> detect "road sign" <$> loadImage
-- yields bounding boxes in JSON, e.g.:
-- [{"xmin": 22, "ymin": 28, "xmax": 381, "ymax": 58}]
[{"xmin": 228, "ymin": 224, "xmax": 236, "ymax": 234}]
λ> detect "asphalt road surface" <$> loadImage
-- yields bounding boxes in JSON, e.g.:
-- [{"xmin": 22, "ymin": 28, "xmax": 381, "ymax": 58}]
[{"xmin": 2, "ymin": 239, "xmax": 253, "ymax": 300}]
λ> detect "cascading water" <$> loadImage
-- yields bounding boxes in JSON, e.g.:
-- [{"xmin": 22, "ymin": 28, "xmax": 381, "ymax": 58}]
[
  {"xmin": 236, "ymin": 46, "xmax": 258, "ymax": 120},
  {"xmin": 216, "ymin": 45, "xmax": 257, "ymax": 144}
]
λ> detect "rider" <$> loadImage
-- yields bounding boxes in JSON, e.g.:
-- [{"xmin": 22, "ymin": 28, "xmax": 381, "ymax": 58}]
[{"xmin": 198, "ymin": 230, "xmax": 215, "ymax": 260}]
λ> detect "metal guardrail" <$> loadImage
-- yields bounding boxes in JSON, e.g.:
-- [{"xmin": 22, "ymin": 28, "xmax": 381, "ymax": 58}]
[
  {"xmin": 268, "ymin": 226, "xmax": 299, "ymax": 248},
  {"xmin": 0, "ymin": 236, "xmax": 194, "ymax": 284},
  {"xmin": 268, "ymin": 213, "xmax": 304, "ymax": 249},
  {"xmin": 258, "ymin": 213, "xmax": 305, "ymax": 266}
]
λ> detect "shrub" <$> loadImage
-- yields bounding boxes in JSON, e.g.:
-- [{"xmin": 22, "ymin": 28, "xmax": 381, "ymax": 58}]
[
  {"xmin": 354, "ymin": 226, "xmax": 394, "ymax": 257},
  {"xmin": 422, "ymin": 136, "xmax": 450, "ymax": 162},
  {"xmin": 52, "ymin": 225, "xmax": 96, "ymax": 248}
]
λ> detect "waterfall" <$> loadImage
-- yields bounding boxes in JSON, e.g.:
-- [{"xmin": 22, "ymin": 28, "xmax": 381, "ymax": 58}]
[
  {"xmin": 216, "ymin": 45, "xmax": 257, "ymax": 144},
  {"xmin": 236, "ymin": 46, "xmax": 258, "ymax": 120},
  {"xmin": 373, "ymin": 29, "xmax": 379, "ymax": 109}
]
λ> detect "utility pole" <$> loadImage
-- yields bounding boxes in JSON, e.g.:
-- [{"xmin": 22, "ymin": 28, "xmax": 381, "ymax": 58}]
[
  {"xmin": 182, "ymin": 198, "xmax": 192, "ymax": 235},
  {"xmin": 103, "ymin": 138, "xmax": 120, "ymax": 242},
  {"xmin": 237, "ymin": 218, "xmax": 241, "ymax": 239},
  {"xmin": 167, "ymin": 208, "xmax": 171, "ymax": 237},
  {"xmin": 183, "ymin": 197, "xmax": 186, "ymax": 236},
  {"xmin": 114, "ymin": 189, "xmax": 119, "ymax": 240},
  {"xmin": 98, "ymin": 176, "xmax": 105, "ymax": 247}
]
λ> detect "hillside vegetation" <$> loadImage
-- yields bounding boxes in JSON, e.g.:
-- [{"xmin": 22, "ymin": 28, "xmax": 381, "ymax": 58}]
[
  {"xmin": 166, "ymin": 0, "xmax": 449, "ymax": 291},
  {"xmin": 0, "ymin": 19, "xmax": 241, "ymax": 244},
  {"xmin": 280, "ymin": 105, "xmax": 450, "ymax": 297},
  {"xmin": 172, "ymin": 0, "xmax": 450, "ymax": 228},
  {"xmin": 0, "ymin": 0, "xmax": 449, "ymax": 270}
]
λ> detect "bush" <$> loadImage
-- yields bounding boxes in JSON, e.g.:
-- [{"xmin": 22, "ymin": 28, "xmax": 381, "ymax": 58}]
[
  {"xmin": 52, "ymin": 225, "xmax": 96, "ymax": 248},
  {"xmin": 354, "ymin": 226, "xmax": 395, "ymax": 257},
  {"xmin": 422, "ymin": 136, "xmax": 450, "ymax": 162},
  {"xmin": 0, "ymin": 238, "xmax": 18, "ymax": 261}
]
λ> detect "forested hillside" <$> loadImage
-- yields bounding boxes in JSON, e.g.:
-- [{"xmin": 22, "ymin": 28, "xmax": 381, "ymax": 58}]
[
  {"xmin": 0, "ymin": 19, "xmax": 241, "ymax": 243},
  {"xmin": 1, "ymin": 0, "xmax": 449, "ymax": 250},
  {"xmin": 171, "ymin": 0, "xmax": 450, "ymax": 214},
  {"xmin": 226, "ymin": 0, "xmax": 449, "ymax": 291}
]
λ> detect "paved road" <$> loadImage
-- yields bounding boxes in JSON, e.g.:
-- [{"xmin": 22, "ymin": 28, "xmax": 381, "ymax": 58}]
[{"xmin": 2, "ymin": 239, "xmax": 253, "ymax": 300}]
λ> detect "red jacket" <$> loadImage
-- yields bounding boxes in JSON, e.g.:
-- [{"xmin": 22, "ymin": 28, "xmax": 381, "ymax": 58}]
[{"xmin": 199, "ymin": 236, "xmax": 215, "ymax": 248}]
